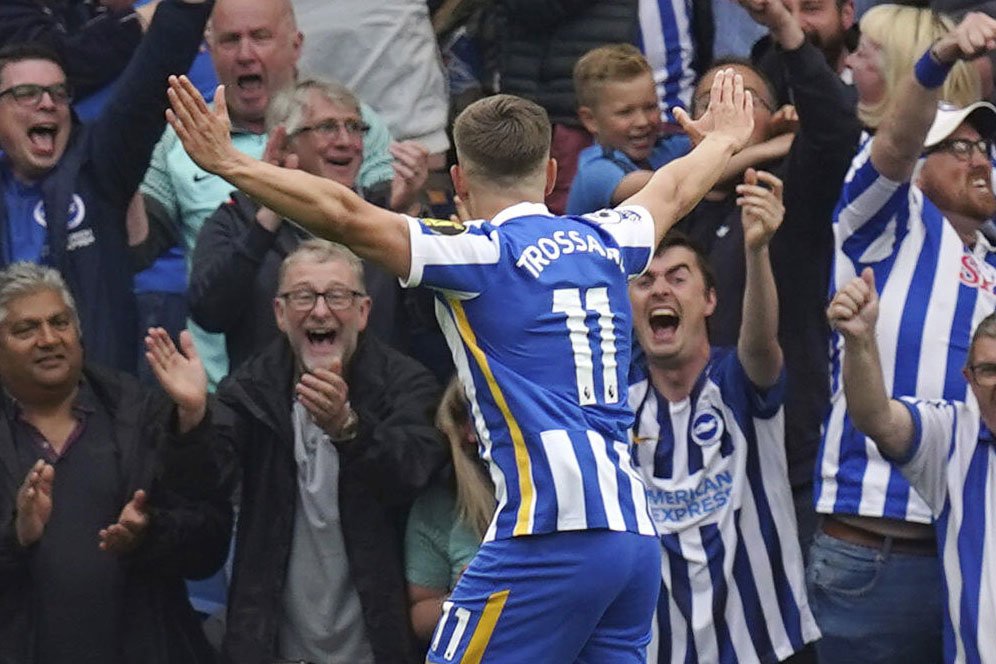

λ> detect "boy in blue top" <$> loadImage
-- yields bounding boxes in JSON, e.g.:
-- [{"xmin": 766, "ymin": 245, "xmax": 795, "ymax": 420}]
[
  {"xmin": 566, "ymin": 44, "xmax": 692, "ymax": 215},
  {"xmin": 165, "ymin": 68, "xmax": 754, "ymax": 662}
]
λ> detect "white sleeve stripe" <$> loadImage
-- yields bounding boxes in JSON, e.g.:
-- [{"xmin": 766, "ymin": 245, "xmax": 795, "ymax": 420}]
[{"xmin": 837, "ymin": 173, "xmax": 904, "ymax": 239}]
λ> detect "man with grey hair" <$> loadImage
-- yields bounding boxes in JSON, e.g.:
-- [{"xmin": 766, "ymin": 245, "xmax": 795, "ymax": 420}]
[
  {"xmin": 139, "ymin": 0, "xmax": 425, "ymax": 390},
  {"xmin": 212, "ymin": 239, "xmax": 445, "ymax": 664},
  {"xmin": 0, "ymin": 262, "xmax": 232, "ymax": 663},
  {"xmin": 189, "ymin": 78, "xmax": 413, "ymax": 371}
]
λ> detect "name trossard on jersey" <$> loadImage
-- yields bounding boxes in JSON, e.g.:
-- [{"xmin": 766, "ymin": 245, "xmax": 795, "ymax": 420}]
[{"xmin": 403, "ymin": 202, "xmax": 660, "ymax": 542}]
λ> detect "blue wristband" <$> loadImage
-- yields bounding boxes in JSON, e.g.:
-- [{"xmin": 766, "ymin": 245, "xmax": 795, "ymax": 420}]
[{"xmin": 914, "ymin": 48, "xmax": 953, "ymax": 89}]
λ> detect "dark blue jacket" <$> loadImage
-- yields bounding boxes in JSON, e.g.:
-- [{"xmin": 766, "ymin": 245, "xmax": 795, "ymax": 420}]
[{"xmin": 0, "ymin": 0, "xmax": 213, "ymax": 372}]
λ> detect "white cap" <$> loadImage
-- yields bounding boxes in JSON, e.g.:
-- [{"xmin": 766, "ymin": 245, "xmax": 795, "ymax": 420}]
[{"xmin": 924, "ymin": 100, "xmax": 996, "ymax": 148}]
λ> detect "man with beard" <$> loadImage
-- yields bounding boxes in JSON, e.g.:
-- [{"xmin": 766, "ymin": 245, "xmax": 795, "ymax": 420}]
[
  {"xmin": 810, "ymin": 12, "xmax": 996, "ymax": 664},
  {"xmin": 750, "ymin": 0, "xmax": 856, "ymax": 106}
]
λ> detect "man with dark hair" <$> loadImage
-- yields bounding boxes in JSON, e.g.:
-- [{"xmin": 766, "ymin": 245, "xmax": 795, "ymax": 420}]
[
  {"xmin": 628, "ymin": 173, "xmax": 820, "ymax": 662},
  {"xmin": 0, "ymin": 0, "xmax": 212, "ymax": 372},
  {"xmin": 167, "ymin": 60, "xmax": 754, "ymax": 659},
  {"xmin": 0, "ymin": 262, "xmax": 230, "ymax": 664}
]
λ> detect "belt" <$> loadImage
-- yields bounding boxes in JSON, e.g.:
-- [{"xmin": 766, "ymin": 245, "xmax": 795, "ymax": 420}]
[{"xmin": 821, "ymin": 517, "xmax": 937, "ymax": 556}]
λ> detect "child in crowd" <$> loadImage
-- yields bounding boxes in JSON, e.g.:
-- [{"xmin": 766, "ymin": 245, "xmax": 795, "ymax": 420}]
[
  {"xmin": 566, "ymin": 44, "xmax": 692, "ymax": 215},
  {"xmin": 405, "ymin": 378, "xmax": 495, "ymax": 644}
]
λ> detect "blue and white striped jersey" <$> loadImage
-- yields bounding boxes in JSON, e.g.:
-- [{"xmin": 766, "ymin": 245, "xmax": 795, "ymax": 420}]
[
  {"xmin": 817, "ymin": 137, "xmax": 996, "ymax": 523},
  {"xmin": 629, "ymin": 349, "xmax": 819, "ymax": 663},
  {"xmin": 895, "ymin": 397, "xmax": 996, "ymax": 664},
  {"xmin": 403, "ymin": 202, "xmax": 658, "ymax": 542},
  {"xmin": 637, "ymin": 0, "xmax": 697, "ymax": 123}
]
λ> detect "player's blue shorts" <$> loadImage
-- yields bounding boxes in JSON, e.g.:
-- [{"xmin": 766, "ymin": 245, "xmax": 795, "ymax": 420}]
[{"xmin": 426, "ymin": 529, "xmax": 660, "ymax": 663}]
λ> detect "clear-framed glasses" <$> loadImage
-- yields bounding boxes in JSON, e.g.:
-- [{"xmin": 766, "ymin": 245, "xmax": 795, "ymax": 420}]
[
  {"xmin": 0, "ymin": 83, "xmax": 72, "ymax": 107},
  {"xmin": 291, "ymin": 118, "xmax": 370, "ymax": 140},
  {"xmin": 925, "ymin": 138, "xmax": 992, "ymax": 162},
  {"xmin": 969, "ymin": 362, "xmax": 996, "ymax": 387},
  {"xmin": 279, "ymin": 288, "xmax": 365, "ymax": 312},
  {"xmin": 692, "ymin": 87, "xmax": 773, "ymax": 118}
]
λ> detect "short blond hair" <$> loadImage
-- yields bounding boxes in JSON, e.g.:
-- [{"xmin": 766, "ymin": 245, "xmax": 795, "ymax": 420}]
[
  {"xmin": 573, "ymin": 44, "xmax": 653, "ymax": 110},
  {"xmin": 859, "ymin": 5, "xmax": 981, "ymax": 129}
]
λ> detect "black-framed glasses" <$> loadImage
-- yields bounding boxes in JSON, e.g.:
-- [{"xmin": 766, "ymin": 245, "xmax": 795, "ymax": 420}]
[
  {"xmin": 291, "ymin": 118, "xmax": 369, "ymax": 140},
  {"xmin": 925, "ymin": 138, "xmax": 992, "ymax": 162},
  {"xmin": 0, "ymin": 83, "xmax": 72, "ymax": 107},
  {"xmin": 279, "ymin": 288, "xmax": 366, "ymax": 312},
  {"xmin": 969, "ymin": 362, "xmax": 996, "ymax": 387}
]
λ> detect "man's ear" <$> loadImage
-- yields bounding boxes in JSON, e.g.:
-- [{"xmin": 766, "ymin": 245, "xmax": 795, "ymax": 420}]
[
  {"xmin": 545, "ymin": 158, "xmax": 558, "ymax": 197},
  {"xmin": 451, "ymin": 163, "xmax": 469, "ymax": 201},
  {"xmin": 273, "ymin": 298, "xmax": 288, "ymax": 334},
  {"xmin": 578, "ymin": 105, "xmax": 599, "ymax": 136}
]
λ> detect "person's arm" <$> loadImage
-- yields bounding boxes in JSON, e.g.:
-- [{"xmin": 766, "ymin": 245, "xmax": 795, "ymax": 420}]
[
  {"xmin": 410, "ymin": 583, "xmax": 450, "ymax": 641},
  {"xmin": 188, "ymin": 197, "xmax": 276, "ymax": 333},
  {"xmin": 0, "ymin": 0, "xmax": 144, "ymax": 98},
  {"xmin": 87, "ymin": 0, "xmax": 212, "ymax": 208},
  {"xmin": 828, "ymin": 268, "xmax": 916, "ymax": 459},
  {"xmin": 622, "ymin": 68, "xmax": 755, "ymax": 246},
  {"xmin": 166, "ymin": 78, "xmax": 413, "ymax": 277},
  {"xmin": 736, "ymin": 169, "xmax": 784, "ymax": 388},
  {"xmin": 872, "ymin": 12, "xmax": 996, "ymax": 182}
]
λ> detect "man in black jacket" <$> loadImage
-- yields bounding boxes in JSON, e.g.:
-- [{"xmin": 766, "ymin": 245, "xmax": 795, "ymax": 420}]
[
  {"xmin": 674, "ymin": 0, "xmax": 861, "ymax": 567},
  {"xmin": 214, "ymin": 239, "xmax": 445, "ymax": 664},
  {"xmin": 0, "ymin": 262, "xmax": 231, "ymax": 664},
  {"xmin": 0, "ymin": 0, "xmax": 211, "ymax": 372}
]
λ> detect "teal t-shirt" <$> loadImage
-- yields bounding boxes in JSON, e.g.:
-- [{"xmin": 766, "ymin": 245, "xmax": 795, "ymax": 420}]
[{"xmin": 405, "ymin": 484, "xmax": 481, "ymax": 590}]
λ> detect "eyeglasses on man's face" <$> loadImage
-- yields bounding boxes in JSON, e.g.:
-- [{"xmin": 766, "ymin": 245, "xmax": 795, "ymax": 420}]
[
  {"xmin": 291, "ymin": 118, "xmax": 369, "ymax": 140},
  {"xmin": 0, "ymin": 83, "xmax": 72, "ymax": 107},
  {"xmin": 279, "ymin": 288, "xmax": 366, "ymax": 312},
  {"xmin": 925, "ymin": 137, "xmax": 993, "ymax": 162}
]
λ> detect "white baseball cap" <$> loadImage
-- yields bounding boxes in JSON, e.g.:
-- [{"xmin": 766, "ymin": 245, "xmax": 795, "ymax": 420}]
[{"xmin": 924, "ymin": 100, "xmax": 996, "ymax": 148}]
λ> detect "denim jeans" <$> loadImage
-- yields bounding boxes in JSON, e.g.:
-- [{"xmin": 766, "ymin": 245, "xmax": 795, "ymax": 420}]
[{"xmin": 807, "ymin": 530, "xmax": 943, "ymax": 664}]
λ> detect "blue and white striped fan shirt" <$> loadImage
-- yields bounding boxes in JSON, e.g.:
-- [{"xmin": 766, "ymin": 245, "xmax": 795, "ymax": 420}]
[
  {"xmin": 637, "ymin": 0, "xmax": 697, "ymax": 123},
  {"xmin": 630, "ymin": 349, "xmax": 819, "ymax": 663},
  {"xmin": 896, "ymin": 397, "xmax": 996, "ymax": 664},
  {"xmin": 817, "ymin": 137, "xmax": 996, "ymax": 523}
]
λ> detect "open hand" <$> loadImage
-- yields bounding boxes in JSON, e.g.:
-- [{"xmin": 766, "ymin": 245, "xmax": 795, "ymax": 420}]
[
  {"xmin": 827, "ymin": 268, "xmax": 879, "ymax": 340},
  {"xmin": 15, "ymin": 460, "xmax": 54, "ymax": 547},
  {"xmin": 737, "ymin": 169, "xmax": 784, "ymax": 251},
  {"xmin": 675, "ymin": 68, "xmax": 754, "ymax": 152},
  {"xmin": 166, "ymin": 77, "xmax": 238, "ymax": 176},
  {"xmin": 99, "ymin": 490, "xmax": 149, "ymax": 555},
  {"xmin": 145, "ymin": 328, "xmax": 207, "ymax": 433}
]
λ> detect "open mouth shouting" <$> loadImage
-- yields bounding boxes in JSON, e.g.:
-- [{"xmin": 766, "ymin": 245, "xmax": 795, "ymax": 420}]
[
  {"xmin": 305, "ymin": 328, "xmax": 338, "ymax": 351},
  {"xmin": 648, "ymin": 306, "xmax": 681, "ymax": 344},
  {"xmin": 27, "ymin": 123, "xmax": 59, "ymax": 156}
]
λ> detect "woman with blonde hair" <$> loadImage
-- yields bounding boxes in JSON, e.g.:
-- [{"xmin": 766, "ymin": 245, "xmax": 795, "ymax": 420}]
[
  {"xmin": 405, "ymin": 378, "xmax": 495, "ymax": 643},
  {"xmin": 850, "ymin": 4, "xmax": 983, "ymax": 129}
]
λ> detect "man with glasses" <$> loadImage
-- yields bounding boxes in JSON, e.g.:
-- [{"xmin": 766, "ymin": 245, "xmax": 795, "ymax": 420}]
[
  {"xmin": 811, "ymin": 13, "xmax": 996, "ymax": 664},
  {"xmin": 189, "ymin": 79, "xmax": 411, "ymax": 373},
  {"xmin": 828, "ymin": 268, "xmax": 996, "ymax": 664},
  {"xmin": 212, "ymin": 238, "xmax": 444, "ymax": 664},
  {"xmin": 0, "ymin": 0, "xmax": 211, "ymax": 372}
]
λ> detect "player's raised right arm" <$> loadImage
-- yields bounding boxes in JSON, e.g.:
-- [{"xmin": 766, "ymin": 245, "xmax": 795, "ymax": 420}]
[
  {"xmin": 166, "ymin": 76, "xmax": 412, "ymax": 278},
  {"xmin": 622, "ymin": 68, "xmax": 755, "ymax": 246}
]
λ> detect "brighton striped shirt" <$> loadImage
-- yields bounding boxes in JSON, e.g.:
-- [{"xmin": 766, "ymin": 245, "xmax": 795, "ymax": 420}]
[
  {"xmin": 403, "ymin": 202, "xmax": 658, "ymax": 542},
  {"xmin": 637, "ymin": 0, "xmax": 697, "ymax": 122},
  {"xmin": 817, "ymin": 137, "xmax": 996, "ymax": 523},
  {"xmin": 630, "ymin": 349, "xmax": 819, "ymax": 663},
  {"xmin": 896, "ymin": 397, "xmax": 996, "ymax": 664}
]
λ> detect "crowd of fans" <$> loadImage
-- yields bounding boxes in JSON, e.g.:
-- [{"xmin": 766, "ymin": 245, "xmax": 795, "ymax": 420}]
[{"xmin": 1, "ymin": 0, "xmax": 996, "ymax": 662}]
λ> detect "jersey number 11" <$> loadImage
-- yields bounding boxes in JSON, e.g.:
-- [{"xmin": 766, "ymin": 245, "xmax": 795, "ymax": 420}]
[{"xmin": 553, "ymin": 287, "xmax": 620, "ymax": 406}]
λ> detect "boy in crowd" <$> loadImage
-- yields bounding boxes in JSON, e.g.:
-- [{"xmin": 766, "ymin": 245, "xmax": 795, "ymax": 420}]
[{"xmin": 566, "ymin": 44, "xmax": 692, "ymax": 215}]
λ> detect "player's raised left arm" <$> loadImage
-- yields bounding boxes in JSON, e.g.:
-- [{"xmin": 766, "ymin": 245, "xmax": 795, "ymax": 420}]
[
  {"xmin": 166, "ymin": 76, "xmax": 412, "ymax": 278},
  {"xmin": 736, "ymin": 169, "xmax": 783, "ymax": 388},
  {"xmin": 622, "ymin": 68, "xmax": 754, "ymax": 246}
]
